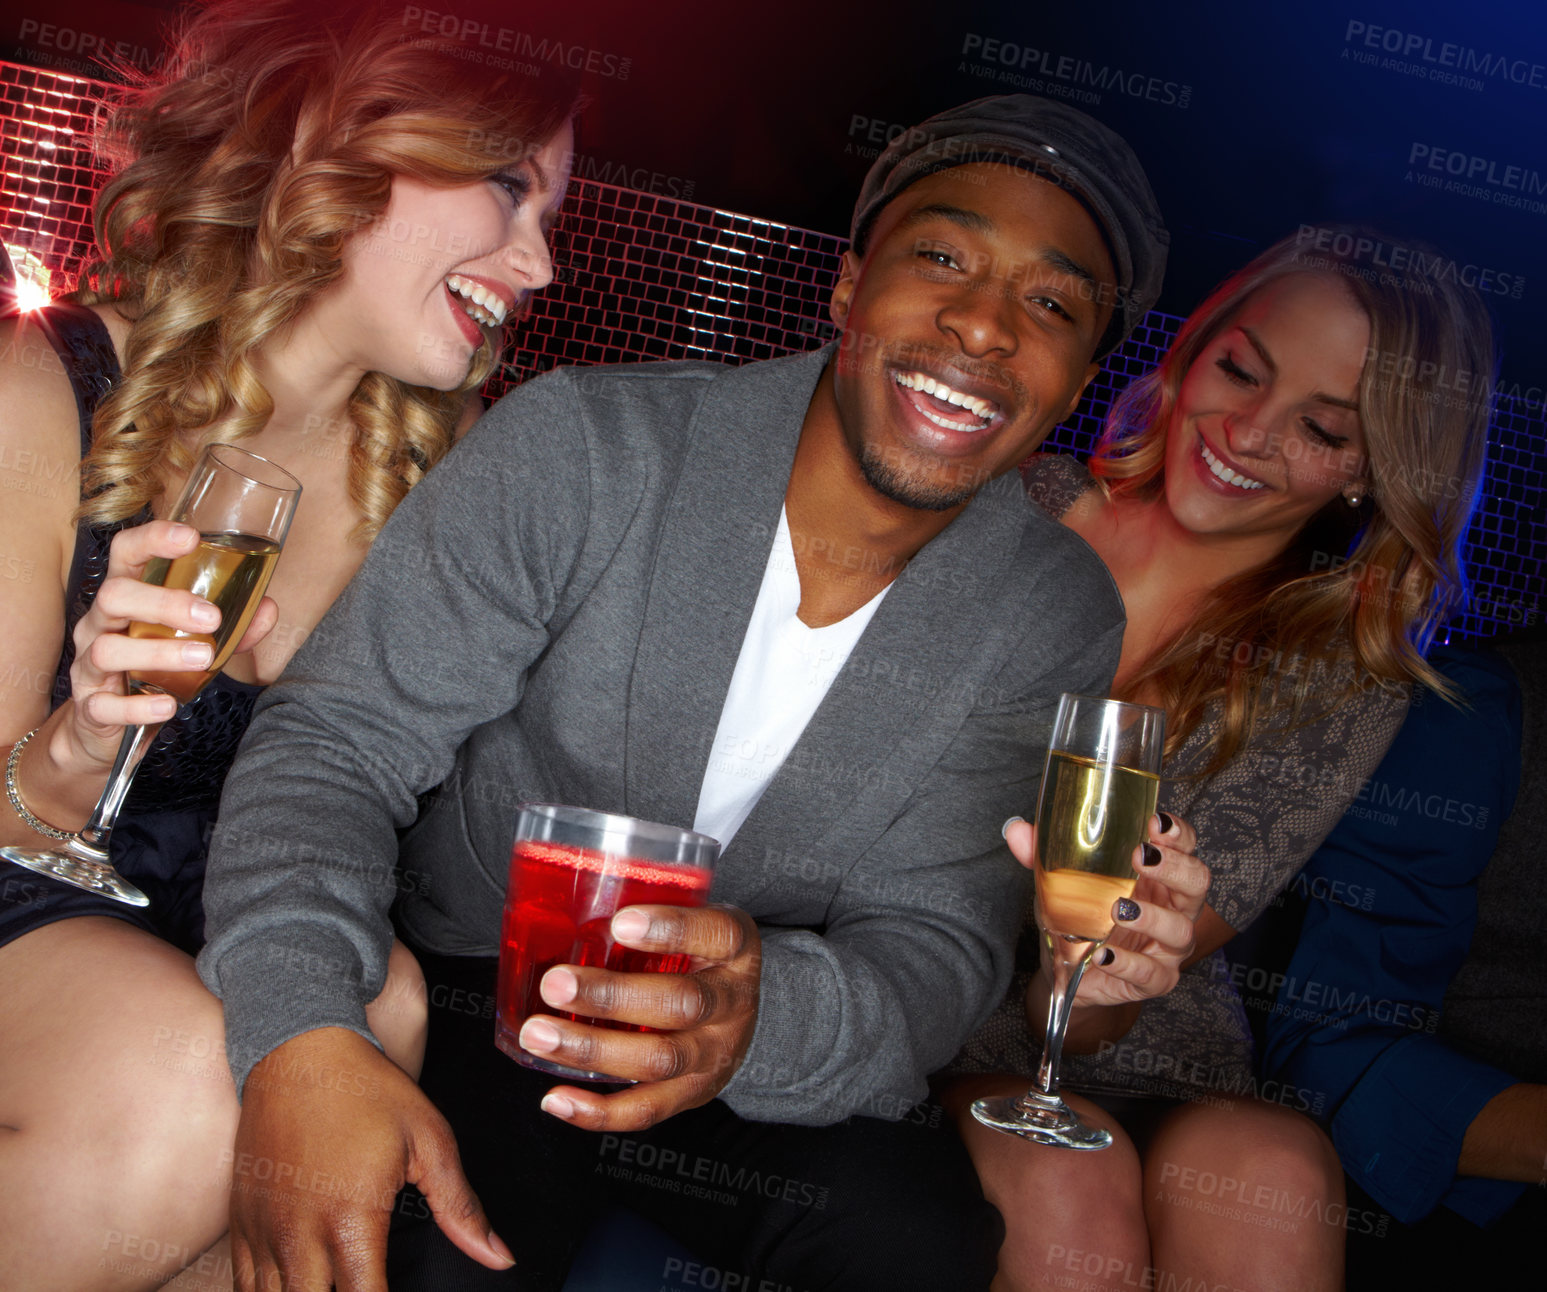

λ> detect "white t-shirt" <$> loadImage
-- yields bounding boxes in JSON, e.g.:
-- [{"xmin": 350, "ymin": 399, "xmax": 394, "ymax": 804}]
[{"xmin": 693, "ymin": 507, "xmax": 890, "ymax": 848}]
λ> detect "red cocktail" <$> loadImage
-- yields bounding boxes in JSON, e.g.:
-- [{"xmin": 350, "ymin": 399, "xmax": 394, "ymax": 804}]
[{"xmin": 495, "ymin": 805, "xmax": 719, "ymax": 1081}]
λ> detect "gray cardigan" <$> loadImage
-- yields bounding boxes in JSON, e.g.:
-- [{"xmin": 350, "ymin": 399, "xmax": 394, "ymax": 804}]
[{"xmin": 198, "ymin": 346, "xmax": 1125, "ymax": 1124}]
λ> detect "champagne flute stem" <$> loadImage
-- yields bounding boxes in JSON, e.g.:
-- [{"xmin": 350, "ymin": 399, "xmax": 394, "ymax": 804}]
[
  {"xmin": 67, "ymin": 722, "xmax": 152, "ymax": 863},
  {"xmin": 1033, "ymin": 930, "xmax": 1094, "ymax": 1099}
]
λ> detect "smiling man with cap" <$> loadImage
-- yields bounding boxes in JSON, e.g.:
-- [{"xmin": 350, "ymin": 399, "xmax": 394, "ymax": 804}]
[
  {"xmin": 849, "ymin": 95, "xmax": 1167, "ymax": 356},
  {"xmin": 199, "ymin": 95, "xmax": 1168, "ymax": 1291},
  {"xmin": 795, "ymin": 94, "xmax": 1167, "ymax": 623}
]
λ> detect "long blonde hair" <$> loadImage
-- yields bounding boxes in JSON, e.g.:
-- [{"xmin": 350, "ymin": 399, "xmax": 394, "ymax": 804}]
[
  {"xmin": 1089, "ymin": 228, "xmax": 1494, "ymax": 767},
  {"xmin": 74, "ymin": 0, "xmax": 576, "ymax": 539}
]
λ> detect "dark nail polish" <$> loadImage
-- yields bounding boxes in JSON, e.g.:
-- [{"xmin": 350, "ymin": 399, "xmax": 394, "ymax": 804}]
[
  {"xmin": 1098, "ymin": 948, "xmax": 1115, "ymax": 966},
  {"xmin": 1142, "ymin": 842, "xmax": 1163, "ymax": 867},
  {"xmin": 1115, "ymin": 898, "xmax": 1141, "ymax": 922},
  {"xmin": 1156, "ymin": 812, "xmax": 1175, "ymax": 835}
]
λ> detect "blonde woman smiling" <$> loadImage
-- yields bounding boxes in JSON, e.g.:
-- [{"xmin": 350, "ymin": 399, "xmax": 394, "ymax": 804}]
[{"xmin": 0, "ymin": 3, "xmax": 576, "ymax": 1287}]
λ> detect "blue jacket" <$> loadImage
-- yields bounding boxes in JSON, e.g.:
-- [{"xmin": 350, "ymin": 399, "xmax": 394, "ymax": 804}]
[{"xmin": 1262, "ymin": 645, "xmax": 1524, "ymax": 1225}]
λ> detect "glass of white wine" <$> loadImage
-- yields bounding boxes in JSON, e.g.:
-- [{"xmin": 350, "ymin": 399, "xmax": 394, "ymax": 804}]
[
  {"xmin": 1, "ymin": 443, "xmax": 300, "ymax": 906},
  {"xmin": 972, "ymin": 693, "xmax": 1165, "ymax": 1149}
]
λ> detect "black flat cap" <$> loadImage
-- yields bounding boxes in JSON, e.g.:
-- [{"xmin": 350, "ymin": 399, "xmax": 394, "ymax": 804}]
[{"xmin": 851, "ymin": 95, "xmax": 1169, "ymax": 355}]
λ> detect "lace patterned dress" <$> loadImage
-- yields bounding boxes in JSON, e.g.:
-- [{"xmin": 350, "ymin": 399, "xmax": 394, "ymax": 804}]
[
  {"xmin": 949, "ymin": 454, "xmax": 1410, "ymax": 1100},
  {"xmin": 0, "ymin": 304, "xmax": 261, "ymax": 953}
]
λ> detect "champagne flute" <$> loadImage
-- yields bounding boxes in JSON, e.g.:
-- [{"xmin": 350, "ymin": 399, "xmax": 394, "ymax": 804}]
[
  {"xmin": 972, "ymin": 693, "xmax": 1165, "ymax": 1149},
  {"xmin": 1, "ymin": 444, "xmax": 300, "ymax": 906}
]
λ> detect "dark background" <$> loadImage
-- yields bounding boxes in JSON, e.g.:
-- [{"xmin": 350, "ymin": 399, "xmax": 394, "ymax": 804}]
[{"xmin": 6, "ymin": 0, "xmax": 1546, "ymax": 387}]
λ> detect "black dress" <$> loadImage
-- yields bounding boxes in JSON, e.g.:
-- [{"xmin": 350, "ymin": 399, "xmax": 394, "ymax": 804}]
[{"xmin": 0, "ymin": 304, "xmax": 261, "ymax": 954}]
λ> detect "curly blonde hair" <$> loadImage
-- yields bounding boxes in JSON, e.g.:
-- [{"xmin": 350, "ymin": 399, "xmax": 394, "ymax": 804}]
[
  {"xmin": 74, "ymin": 0, "xmax": 576, "ymax": 540},
  {"xmin": 1088, "ymin": 228, "xmax": 1494, "ymax": 768}
]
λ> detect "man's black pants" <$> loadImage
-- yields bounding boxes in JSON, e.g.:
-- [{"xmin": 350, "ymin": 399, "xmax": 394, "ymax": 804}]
[{"xmin": 386, "ymin": 948, "xmax": 1003, "ymax": 1291}]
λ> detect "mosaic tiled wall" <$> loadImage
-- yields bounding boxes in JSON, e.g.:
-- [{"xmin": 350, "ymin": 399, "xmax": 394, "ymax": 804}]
[
  {"xmin": 0, "ymin": 62, "xmax": 107, "ymax": 299},
  {"xmin": 3, "ymin": 59, "xmax": 1542, "ymax": 640}
]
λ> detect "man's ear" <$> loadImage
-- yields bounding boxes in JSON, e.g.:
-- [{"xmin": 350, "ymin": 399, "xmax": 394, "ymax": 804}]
[
  {"xmin": 1057, "ymin": 360, "xmax": 1102, "ymax": 424},
  {"xmin": 828, "ymin": 249, "xmax": 863, "ymax": 330}
]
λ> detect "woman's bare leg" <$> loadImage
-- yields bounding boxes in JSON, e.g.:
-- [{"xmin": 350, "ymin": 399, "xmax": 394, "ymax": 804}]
[
  {"xmin": 944, "ymin": 1075, "xmax": 1150, "ymax": 1292},
  {"xmin": 0, "ymin": 917, "xmax": 426, "ymax": 1291},
  {"xmin": 1144, "ymin": 1095, "xmax": 1345, "ymax": 1292}
]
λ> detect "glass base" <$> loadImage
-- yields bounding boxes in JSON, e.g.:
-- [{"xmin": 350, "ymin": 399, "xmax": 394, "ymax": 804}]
[
  {"xmin": 0, "ymin": 844, "xmax": 150, "ymax": 907},
  {"xmin": 494, "ymin": 1025, "xmax": 634, "ymax": 1085},
  {"xmin": 970, "ymin": 1090, "xmax": 1113, "ymax": 1150}
]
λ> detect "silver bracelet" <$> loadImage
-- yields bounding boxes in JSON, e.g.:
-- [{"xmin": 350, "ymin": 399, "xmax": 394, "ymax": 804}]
[{"xmin": 5, "ymin": 727, "xmax": 76, "ymax": 842}]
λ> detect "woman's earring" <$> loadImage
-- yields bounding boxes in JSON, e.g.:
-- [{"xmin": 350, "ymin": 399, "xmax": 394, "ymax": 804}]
[{"xmin": 1343, "ymin": 484, "xmax": 1365, "ymax": 508}]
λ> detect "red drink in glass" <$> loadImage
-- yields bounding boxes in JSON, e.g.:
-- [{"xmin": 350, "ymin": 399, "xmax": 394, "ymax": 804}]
[{"xmin": 494, "ymin": 808, "xmax": 718, "ymax": 1081}]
